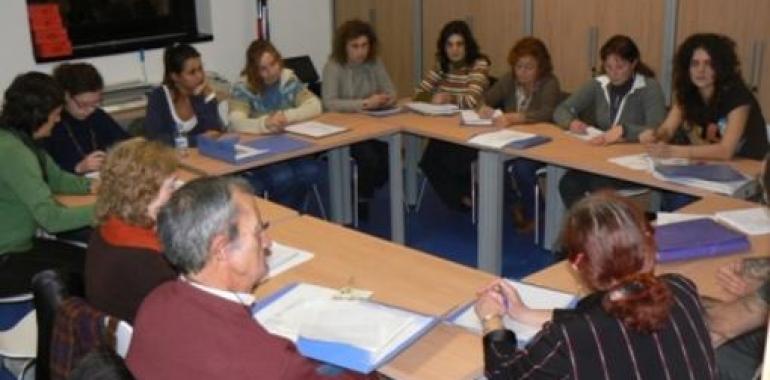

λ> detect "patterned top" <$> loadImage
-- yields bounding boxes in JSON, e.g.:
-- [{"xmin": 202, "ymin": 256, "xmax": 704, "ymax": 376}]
[
  {"xmin": 415, "ymin": 58, "xmax": 489, "ymax": 109},
  {"xmin": 483, "ymin": 274, "xmax": 716, "ymax": 380}
]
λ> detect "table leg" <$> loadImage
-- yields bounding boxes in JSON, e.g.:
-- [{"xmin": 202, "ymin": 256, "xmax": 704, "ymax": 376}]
[
  {"xmin": 478, "ymin": 150, "xmax": 504, "ymax": 274},
  {"xmin": 389, "ymin": 133, "xmax": 405, "ymax": 243},
  {"xmin": 404, "ymin": 134, "xmax": 421, "ymax": 208},
  {"xmin": 543, "ymin": 165, "xmax": 567, "ymax": 251},
  {"xmin": 327, "ymin": 146, "xmax": 352, "ymax": 224}
]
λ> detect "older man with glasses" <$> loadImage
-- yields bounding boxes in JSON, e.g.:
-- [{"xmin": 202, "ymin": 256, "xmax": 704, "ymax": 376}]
[{"xmin": 126, "ymin": 176, "xmax": 369, "ymax": 379}]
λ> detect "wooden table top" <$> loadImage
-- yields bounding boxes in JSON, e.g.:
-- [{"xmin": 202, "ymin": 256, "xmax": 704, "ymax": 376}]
[
  {"xmin": 180, "ymin": 112, "xmax": 401, "ymax": 176},
  {"xmin": 255, "ymin": 215, "xmax": 493, "ymax": 379},
  {"xmin": 524, "ymin": 194, "xmax": 769, "ymax": 301}
]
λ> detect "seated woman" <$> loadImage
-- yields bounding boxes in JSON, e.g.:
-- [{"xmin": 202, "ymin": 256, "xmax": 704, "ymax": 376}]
[
  {"xmin": 0, "ymin": 72, "xmax": 95, "ymax": 297},
  {"xmin": 416, "ymin": 20, "xmax": 490, "ymax": 211},
  {"xmin": 474, "ymin": 193, "xmax": 715, "ymax": 379},
  {"xmin": 322, "ymin": 19, "xmax": 396, "ymax": 219},
  {"xmin": 641, "ymin": 33, "xmax": 768, "ymax": 160},
  {"xmin": 229, "ymin": 39, "xmax": 323, "ymax": 209},
  {"xmin": 477, "ymin": 37, "xmax": 562, "ymax": 231},
  {"xmin": 144, "ymin": 43, "xmax": 223, "ymax": 148},
  {"xmin": 44, "ymin": 63, "xmax": 129, "ymax": 174},
  {"xmin": 85, "ymin": 137, "xmax": 178, "ymax": 323},
  {"xmin": 554, "ymin": 35, "xmax": 666, "ymax": 208}
]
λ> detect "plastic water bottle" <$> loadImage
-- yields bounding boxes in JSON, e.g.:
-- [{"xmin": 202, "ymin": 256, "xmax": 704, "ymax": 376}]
[{"xmin": 173, "ymin": 126, "xmax": 189, "ymax": 157}]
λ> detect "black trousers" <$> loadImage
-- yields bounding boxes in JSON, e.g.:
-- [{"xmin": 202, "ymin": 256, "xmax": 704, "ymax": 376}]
[
  {"xmin": 0, "ymin": 238, "xmax": 86, "ymax": 297},
  {"xmin": 351, "ymin": 141, "xmax": 389, "ymax": 199},
  {"xmin": 558, "ymin": 169, "xmax": 638, "ymax": 209},
  {"xmin": 419, "ymin": 139, "xmax": 476, "ymax": 211}
]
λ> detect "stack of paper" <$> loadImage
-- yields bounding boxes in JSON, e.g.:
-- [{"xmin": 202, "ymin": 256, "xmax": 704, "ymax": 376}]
[
  {"xmin": 565, "ymin": 126, "xmax": 604, "ymax": 141},
  {"xmin": 266, "ymin": 242, "xmax": 314, "ymax": 278},
  {"xmin": 460, "ymin": 109, "xmax": 502, "ymax": 126},
  {"xmin": 715, "ymin": 207, "xmax": 770, "ymax": 236},
  {"xmin": 467, "ymin": 129, "xmax": 550, "ymax": 150},
  {"xmin": 363, "ymin": 106, "xmax": 402, "ymax": 117},
  {"xmin": 284, "ymin": 121, "xmax": 348, "ymax": 138},
  {"xmin": 254, "ymin": 283, "xmax": 437, "ymax": 373},
  {"xmin": 449, "ymin": 280, "xmax": 577, "ymax": 347},
  {"xmin": 405, "ymin": 102, "xmax": 459, "ymax": 116}
]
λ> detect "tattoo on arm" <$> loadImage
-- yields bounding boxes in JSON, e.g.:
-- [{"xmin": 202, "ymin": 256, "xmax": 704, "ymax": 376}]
[{"xmin": 741, "ymin": 258, "xmax": 770, "ymax": 280}]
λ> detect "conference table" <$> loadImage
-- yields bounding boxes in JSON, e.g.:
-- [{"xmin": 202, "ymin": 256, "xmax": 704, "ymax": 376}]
[
  {"xmin": 255, "ymin": 214, "xmax": 494, "ymax": 379},
  {"xmin": 379, "ymin": 112, "xmax": 762, "ymax": 275},
  {"xmin": 177, "ymin": 112, "xmax": 407, "ymax": 243}
]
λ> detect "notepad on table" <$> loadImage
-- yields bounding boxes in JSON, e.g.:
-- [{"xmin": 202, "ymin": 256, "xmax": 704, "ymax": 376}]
[
  {"xmin": 655, "ymin": 218, "xmax": 750, "ymax": 262},
  {"xmin": 284, "ymin": 121, "xmax": 348, "ymax": 138},
  {"xmin": 254, "ymin": 283, "xmax": 438, "ymax": 374},
  {"xmin": 467, "ymin": 129, "xmax": 551, "ymax": 149},
  {"xmin": 448, "ymin": 280, "xmax": 577, "ymax": 347},
  {"xmin": 405, "ymin": 101, "xmax": 459, "ymax": 116},
  {"xmin": 651, "ymin": 165, "xmax": 754, "ymax": 197},
  {"xmin": 460, "ymin": 109, "xmax": 502, "ymax": 126},
  {"xmin": 565, "ymin": 126, "xmax": 604, "ymax": 141},
  {"xmin": 715, "ymin": 207, "xmax": 770, "ymax": 236},
  {"xmin": 266, "ymin": 242, "xmax": 314, "ymax": 279}
]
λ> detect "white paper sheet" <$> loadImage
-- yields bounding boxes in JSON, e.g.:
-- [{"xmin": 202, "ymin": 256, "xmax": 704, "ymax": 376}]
[
  {"xmin": 266, "ymin": 241, "xmax": 314, "ymax": 278},
  {"xmin": 565, "ymin": 126, "xmax": 604, "ymax": 141},
  {"xmin": 655, "ymin": 212, "xmax": 713, "ymax": 226},
  {"xmin": 284, "ymin": 121, "xmax": 348, "ymax": 138},
  {"xmin": 460, "ymin": 109, "xmax": 503, "ymax": 125},
  {"xmin": 235, "ymin": 144, "xmax": 269, "ymax": 160},
  {"xmin": 451, "ymin": 280, "xmax": 576, "ymax": 346},
  {"xmin": 467, "ymin": 129, "xmax": 537, "ymax": 149},
  {"xmin": 715, "ymin": 207, "xmax": 770, "ymax": 235}
]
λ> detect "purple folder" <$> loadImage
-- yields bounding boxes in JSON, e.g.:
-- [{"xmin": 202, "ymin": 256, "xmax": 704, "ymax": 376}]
[
  {"xmin": 656, "ymin": 218, "xmax": 750, "ymax": 262},
  {"xmin": 654, "ymin": 163, "xmax": 745, "ymax": 182}
]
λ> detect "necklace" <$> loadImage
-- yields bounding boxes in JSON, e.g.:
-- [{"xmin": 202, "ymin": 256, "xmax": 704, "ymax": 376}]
[{"xmin": 62, "ymin": 119, "xmax": 98, "ymax": 158}]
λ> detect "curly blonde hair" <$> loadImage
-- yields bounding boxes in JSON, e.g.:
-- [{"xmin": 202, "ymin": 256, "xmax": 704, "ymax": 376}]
[{"xmin": 95, "ymin": 138, "xmax": 179, "ymax": 227}]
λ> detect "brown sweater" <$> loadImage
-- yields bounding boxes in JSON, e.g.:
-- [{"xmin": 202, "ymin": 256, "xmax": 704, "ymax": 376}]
[
  {"xmin": 85, "ymin": 217, "xmax": 175, "ymax": 323},
  {"xmin": 127, "ymin": 280, "xmax": 370, "ymax": 379},
  {"xmin": 483, "ymin": 73, "xmax": 562, "ymax": 123}
]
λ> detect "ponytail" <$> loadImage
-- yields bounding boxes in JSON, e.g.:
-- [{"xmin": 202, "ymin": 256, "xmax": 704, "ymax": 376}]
[{"xmin": 603, "ymin": 272, "xmax": 673, "ymax": 333}]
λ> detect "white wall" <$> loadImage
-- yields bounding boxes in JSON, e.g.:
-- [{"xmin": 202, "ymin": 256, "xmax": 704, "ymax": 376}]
[
  {"xmin": 0, "ymin": 1, "xmax": 258, "ymax": 91},
  {"xmin": 268, "ymin": 0, "xmax": 333, "ymax": 77},
  {"xmin": 0, "ymin": 0, "xmax": 334, "ymax": 93}
]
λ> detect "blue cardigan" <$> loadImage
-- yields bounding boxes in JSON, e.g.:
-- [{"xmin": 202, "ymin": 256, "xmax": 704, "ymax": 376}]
[{"xmin": 143, "ymin": 86, "xmax": 223, "ymax": 147}]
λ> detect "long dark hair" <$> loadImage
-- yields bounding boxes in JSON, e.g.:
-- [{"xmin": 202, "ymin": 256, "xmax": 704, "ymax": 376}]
[
  {"xmin": 0, "ymin": 72, "xmax": 65, "ymax": 180},
  {"xmin": 600, "ymin": 35, "xmax": 655, "ymax": 78},
  {"xmin": 162, "ymin": 43, "xmax": 201, "ymax": 100},
  {"xmin": 673, "ymin": 33, "xmax": 743, "ymax": 124},
  {"xmin": 435, "ymin": 20, "xmax": 482, "ymax": 73},
  {"xmin": 562, "ymin": 192, "xmax": 673, "ymax": 333}
]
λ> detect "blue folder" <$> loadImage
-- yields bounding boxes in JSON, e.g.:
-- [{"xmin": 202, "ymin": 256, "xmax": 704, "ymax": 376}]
[
  {"xmin": 253, "ymin": 283, "xmax": 440, "ymax": 374},
  {"xmin": 656, "ymin": 218, "xmax": 750, "ymax": 262},
  {"xmin": 196, "ymin": 133, "xmax": 311, "ymax": 165},
  {"xmin": 506, "ymin": 135, "xmax": 552, "ymax": 150},
  {"xmin": 654, "ymin": 163, "xmax": 746, "ymax": 182}
]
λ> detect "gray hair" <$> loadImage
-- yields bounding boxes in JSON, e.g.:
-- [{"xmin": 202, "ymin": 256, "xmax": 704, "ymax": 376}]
[{"xmin": 157, "ymin": 176, "xmax": 253, "ymax": 274}]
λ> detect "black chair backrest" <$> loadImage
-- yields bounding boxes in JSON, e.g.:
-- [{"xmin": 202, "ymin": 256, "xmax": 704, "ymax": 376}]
[
  {"xmin": 283, "ymin": 55, "xmax": 322, "ymax": 97},
  {"xmin": 31, "ymin": 270, "xmax": 69, "ymax": 380},
  {"xmin": 283, "ymin": 55, "xmax": 319, "ymax": 84}
]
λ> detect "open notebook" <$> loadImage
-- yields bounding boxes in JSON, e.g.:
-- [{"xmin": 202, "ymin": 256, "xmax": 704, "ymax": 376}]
[
  {"xmin": 405, "ymin": 101, "xmax": 459, "ymax": 116},
  {"xmin": 565, "ymin": 126, "xmax": 604, "ymax": 141},
  {"xmin": 265, "ymin": 242, "xmax": 314, "ymax": 279},
  {"xmin": 448, "ymin": 280, "xmax": 577, "ymax": 348},
  {"xmin": 460, "ymin": 109, "xmax": 502, "ymax": 126},
  {"xmin": 253, "ymin": 283, "xmax": 438, "ymax": 374}
]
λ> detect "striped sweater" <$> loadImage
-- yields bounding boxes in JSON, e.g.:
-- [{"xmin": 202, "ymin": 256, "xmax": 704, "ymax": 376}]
[
  {"xmin": 414, "ymin": 58, "xmax": 489, "ymax": 109},
  {"xmin": 483, "ymin": 274, "xmax": 716, "ymax": 380}
]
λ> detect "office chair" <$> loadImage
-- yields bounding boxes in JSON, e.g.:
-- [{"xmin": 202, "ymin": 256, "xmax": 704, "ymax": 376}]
[{"xmin": 283, "ymin": 56, "xmax": 321, "ymax": 97}]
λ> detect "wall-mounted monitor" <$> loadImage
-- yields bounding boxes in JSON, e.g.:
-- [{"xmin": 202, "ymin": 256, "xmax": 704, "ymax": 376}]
[{"xmin": 27, "ymin": 0, "xmax": 213, "ymax": 63}]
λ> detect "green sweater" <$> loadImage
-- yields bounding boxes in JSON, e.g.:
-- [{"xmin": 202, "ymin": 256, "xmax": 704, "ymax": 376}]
[{"xmin": 0, "ymin": 129, "xmax": 93, "ymax": 254}]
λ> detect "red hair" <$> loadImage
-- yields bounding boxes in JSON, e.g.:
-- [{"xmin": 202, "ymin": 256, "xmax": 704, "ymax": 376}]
[{"xmin": 562, "ymin": 192, "xmax": 672, "ymax": 332}]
